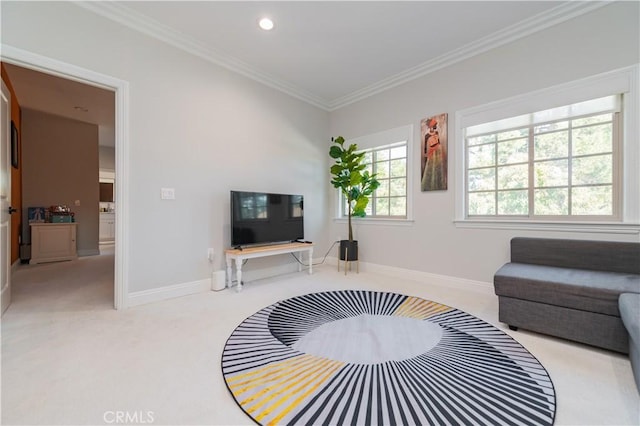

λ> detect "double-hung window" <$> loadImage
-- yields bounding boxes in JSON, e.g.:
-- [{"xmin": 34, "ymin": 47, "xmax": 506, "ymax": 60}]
[
  {"xmin": 337, "ymin": 125, "xmax": 413, "ymax": 221},
  {"xmin": 456, "ymin": 66, "xmax": 640, "ymax": 231},
  {"xmin": 465, "ymin": 95, "xmax": 620, "ymax": 219}
]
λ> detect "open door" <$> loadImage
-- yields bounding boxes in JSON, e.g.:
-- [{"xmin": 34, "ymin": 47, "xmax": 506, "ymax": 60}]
[{"xmin": 1, "ymin": 79, "xmax": 13, "ymax": 315}]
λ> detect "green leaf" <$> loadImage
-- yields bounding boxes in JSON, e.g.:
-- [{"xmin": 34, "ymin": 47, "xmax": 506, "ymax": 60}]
[
  {"xmin": 329, "ymin": 146, "xmax": 343, "ymax": 159},
  {"xmin": 349, "ymin": 188, "xmax": 361, "ymax": 200},
  {"xmin": 354, "ymin": 197, "xmax": 369, "ymax": 212},
  {"xmin": 330, "ymin": 164, "xmax": 343, "ymax": 175},
  {"xmin": 349, "ymin": 171, "xmax": 362, "ymax": 186}
]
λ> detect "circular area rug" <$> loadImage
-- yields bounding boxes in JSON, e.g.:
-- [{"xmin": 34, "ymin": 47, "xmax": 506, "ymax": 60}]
[{"xmin": 222, "ymin": 290, "xmax": 556, "ymax": 426}]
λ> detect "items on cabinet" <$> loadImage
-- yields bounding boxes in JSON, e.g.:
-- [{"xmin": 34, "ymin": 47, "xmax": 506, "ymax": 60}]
[{"xmin": 28, "ymin": 205, "xmax": 75, "ymax": 223}]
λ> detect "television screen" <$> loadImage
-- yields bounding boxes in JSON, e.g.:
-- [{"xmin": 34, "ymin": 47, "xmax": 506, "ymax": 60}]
[{"xmin": 231, "ymin": 191, "xmax": 304, "ymax": 247}]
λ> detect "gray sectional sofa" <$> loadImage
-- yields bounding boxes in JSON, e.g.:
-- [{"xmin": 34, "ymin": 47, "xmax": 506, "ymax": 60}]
[
  {"xmin": 493, "ymin": 237, "xmax": 640, "ymax": 391},
  {"xmin": 620, "ymin": 293, "xmax": 640, "ymax": 392}
]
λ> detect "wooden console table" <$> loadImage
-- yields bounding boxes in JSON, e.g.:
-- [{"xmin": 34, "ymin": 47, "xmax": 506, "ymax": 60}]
[{"xmin": 225, "ymin": 242, "xmax": 314, "ymax": 292}]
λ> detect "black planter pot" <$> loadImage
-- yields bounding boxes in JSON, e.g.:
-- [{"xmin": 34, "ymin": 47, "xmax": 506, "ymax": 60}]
[{"xmin": 339, "ymin": 240, "xmax": 358, "ymax": 261}]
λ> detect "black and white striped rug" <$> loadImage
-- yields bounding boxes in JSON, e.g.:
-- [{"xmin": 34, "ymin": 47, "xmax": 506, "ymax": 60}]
[{"xmin": 222, "ymin": 290, "xmax": 556, "ymax": 425}]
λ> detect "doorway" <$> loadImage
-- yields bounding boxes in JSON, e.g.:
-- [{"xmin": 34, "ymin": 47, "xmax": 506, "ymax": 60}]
[{"xmin": 1, "ymin": 46, "xmax": 128, "ymax": 309}]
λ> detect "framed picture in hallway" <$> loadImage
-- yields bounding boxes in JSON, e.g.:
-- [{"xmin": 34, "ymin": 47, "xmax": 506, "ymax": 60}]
[
  {"xmin": 420, "ymin": 113, "xmax": 448, "ymax": 191},
  {"xmin": 28, "ymin": 207, "xmax": 46, "ymax": 223}
]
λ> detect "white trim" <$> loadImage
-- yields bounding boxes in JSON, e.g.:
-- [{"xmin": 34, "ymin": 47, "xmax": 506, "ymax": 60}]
[
  {"xmin": 1, "ymin": 44, "xmax": 130, "ymax": 310},
  {"xmin": 11, "ymin": 259, "xmax": 20, "ymax": 273},
  {"xmin": 0, "ymin": 283, "xmax": 10, "ymax": 315},
  {"xmin": 326, "ymin": 257, "xmax": 494, "ymax": 295},
  {"xmin": 454, "ymin": 219, "xmax": 639, "ymax": 235},
  {"xmin": 457, "ymin": 67, "xmax": 634, "ymax": 129},
  {"xmin": 455, "ymin": 65, "xmax": 640, "ymax": 227},
  {"xmin": 128, "ymin": 279, "xmax": 211, "ymax": 308},
  {"xmin": 74, "ymin": 0, "xmax": 607, "ymax": 112},
  {"xmin": 622, "ymin": 65, "xmax": 640, "ymax": 222}
]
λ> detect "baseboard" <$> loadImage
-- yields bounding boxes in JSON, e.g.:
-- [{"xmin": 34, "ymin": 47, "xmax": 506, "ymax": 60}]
[
  {"xmin": 78, "ymin": 249, "xmax": 100, "ymax": 257},
  {"xmin": 327, "ymin": 256, "xmax": 493, "ymax": 295},
  {"xmin": 127, "ymin": 278, "xmax": 211, "ymax": 307},
  {"xmin": 11, "ymin": 259, "xmax": 20, "ymax": 273},
  {"xmin": 128, "ymin": 258, "xmax": 492, "ymax": 308},
  {"xmin": 1, "ymin": 283, "xmax": 10, "ymax": 315}
]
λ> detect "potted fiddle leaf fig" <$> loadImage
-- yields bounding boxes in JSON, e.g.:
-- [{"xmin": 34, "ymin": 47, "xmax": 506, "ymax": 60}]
[{"xmin": 329, "ymin": 136, "xmax": 380, "ymax": 261}]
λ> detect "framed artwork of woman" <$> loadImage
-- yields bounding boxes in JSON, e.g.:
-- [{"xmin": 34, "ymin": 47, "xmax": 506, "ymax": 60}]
[{"xmin": 420, "ymin": 113, "xmax": 448, "ymax": 191}]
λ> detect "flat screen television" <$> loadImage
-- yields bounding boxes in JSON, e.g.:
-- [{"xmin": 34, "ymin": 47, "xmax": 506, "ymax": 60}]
[{"xmin": 230, "ymin": 190, "xmax": 304, "ymax": 247}]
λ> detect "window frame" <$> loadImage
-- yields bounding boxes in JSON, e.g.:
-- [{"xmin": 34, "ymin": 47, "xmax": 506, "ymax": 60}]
[
  {"xmin": 464, "ymin": 107, "xmax": 621, "ymax": 221},
  {"xmin": 454, "ymin": 65, "xmax": 639, "ymax": 234},
  {"xmin": 334, "ymin": 125, "xmax": 414, "ymax": 225}
]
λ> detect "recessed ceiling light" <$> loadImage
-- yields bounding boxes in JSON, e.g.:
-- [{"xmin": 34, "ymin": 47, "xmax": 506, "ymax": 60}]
[{"xmin": 259, "ymin": 17, "xmax": 274, "ymax": 31}]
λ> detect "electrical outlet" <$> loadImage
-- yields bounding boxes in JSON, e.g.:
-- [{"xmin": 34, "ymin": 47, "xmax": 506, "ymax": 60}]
[
  {"xmin": 207, "ymin": 248, "xmax": 215, "ymax": 262},
  {"xmin": 161, "ymin": 188, "xmax": 175, "ymax": 200}
]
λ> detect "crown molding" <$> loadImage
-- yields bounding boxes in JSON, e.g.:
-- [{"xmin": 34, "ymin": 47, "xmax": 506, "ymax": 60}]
[
  {"xmin": 73, "ymin": 1, "xmax": 331, "ymax": 110},
  {"xmin": 327, "ymin": 1, "xmax": 612, "ymax": 110},
  {"xmin": 74, "ymin": 1, "xmax": 611, "ymax": 112}
]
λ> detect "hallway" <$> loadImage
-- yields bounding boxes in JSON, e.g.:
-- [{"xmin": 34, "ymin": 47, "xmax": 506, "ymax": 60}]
[{"xmin": 8, "ymin": 246, "xmax": 114, "ymax": 315}]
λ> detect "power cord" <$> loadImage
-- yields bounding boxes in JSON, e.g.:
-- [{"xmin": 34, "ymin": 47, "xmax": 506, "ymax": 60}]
[{"xmin": 290, "ymin": 240, "xmax": 339, "ymax": 267}]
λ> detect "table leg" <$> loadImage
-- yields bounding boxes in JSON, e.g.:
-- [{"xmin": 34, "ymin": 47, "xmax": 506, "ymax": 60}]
[
  {"xmin": 298, "ymin": 252, "xmax": 302, "ymax": 272},
  {"xmin": 308, "ymin": 248, "xmax": 313, "ymax": 274},
  {"xmin": 235, "ymin": 258, "xmax": 243, "ymax": 292},
  {"xmin": 225, "ymin": 255, "xmax": 232, "ymax": 288}
]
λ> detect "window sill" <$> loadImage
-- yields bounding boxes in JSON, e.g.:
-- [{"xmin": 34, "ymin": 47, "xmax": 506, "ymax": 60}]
[
  {"xmin": 453, "ymin": 219, "xmax": 640, "ymax": 234},
  {"xmin": 333, "ymin": 217, "xmax": 414, "ymax": 227}
]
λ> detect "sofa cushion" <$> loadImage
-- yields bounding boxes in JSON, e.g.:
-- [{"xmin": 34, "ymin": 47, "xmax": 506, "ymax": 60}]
[
  {"xmin": 495, "ymin": 263, "xmax": 640, "ymax": 316},
  {"xmin": 511, "ymin": 238, "xmax": 640, "ymax": 274}
]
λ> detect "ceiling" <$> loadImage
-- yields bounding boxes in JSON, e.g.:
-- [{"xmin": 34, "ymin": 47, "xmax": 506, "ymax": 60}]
[
  {"xmin": 3, "ymin": 1, "xmax": 602, "ymax": 138},
  {"xmin": 115, "ymin": 0, "xmax": 571, "ymax": 106},
  {"xmin": 3, "ymin": 63, "xmax": 116, "ymax": 147}
]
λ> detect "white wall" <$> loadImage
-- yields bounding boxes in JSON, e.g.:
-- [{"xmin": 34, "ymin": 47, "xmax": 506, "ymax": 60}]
[
  {"xmin": 3, "ymin": 2, "xmax": 638, "ymax": 295},
  {"xmin": 1, "ymin": 2, "xmax": 330, "ymax": 292},
  {"xmin": 329, "ymin": 2, "xmax": 640, "ymax": 283}
]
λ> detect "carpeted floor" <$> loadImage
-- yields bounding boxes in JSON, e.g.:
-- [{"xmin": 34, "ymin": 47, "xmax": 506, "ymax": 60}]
[
  {"xmin": 2, "ymin": 258, "xmax": 637, "ymax": 425},
  {"xmin": 222, "ymin": 290, "xmax": 556, "ymax": 426}
]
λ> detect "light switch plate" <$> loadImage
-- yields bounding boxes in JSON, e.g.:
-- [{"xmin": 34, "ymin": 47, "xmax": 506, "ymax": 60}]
[{"xmin": 161, "ymin": 188, "xmax": 175, "ymax": 200}]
